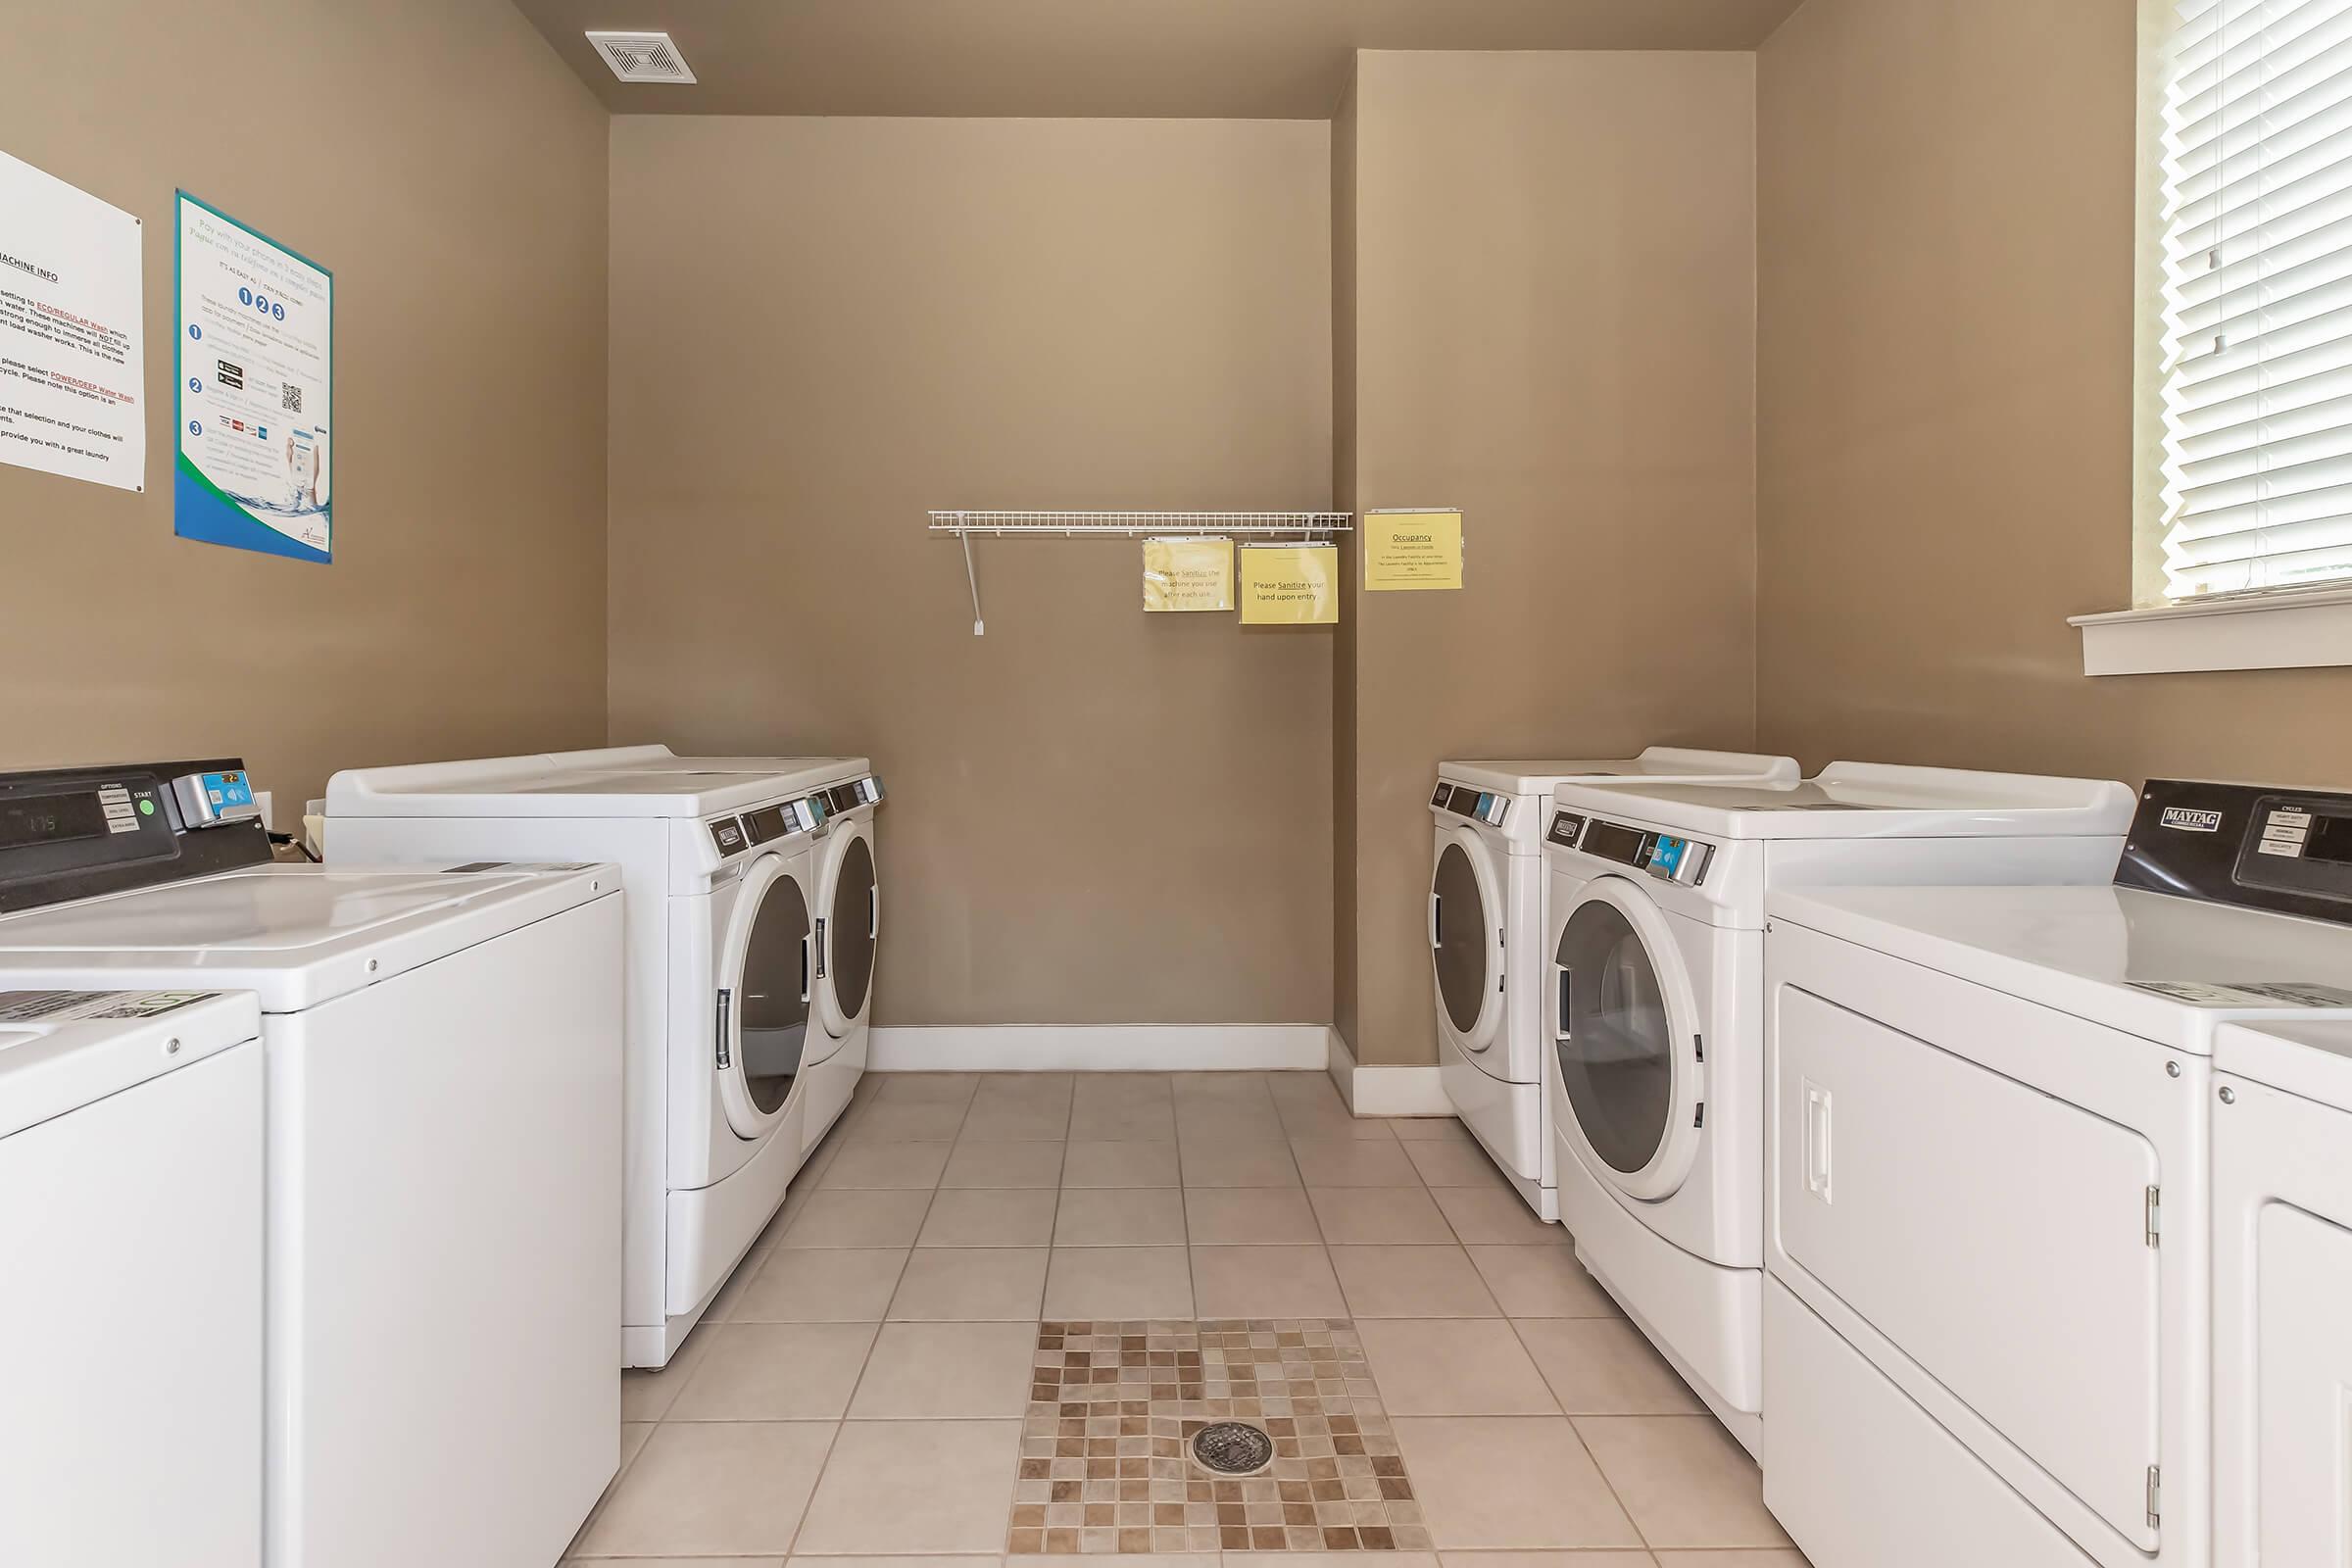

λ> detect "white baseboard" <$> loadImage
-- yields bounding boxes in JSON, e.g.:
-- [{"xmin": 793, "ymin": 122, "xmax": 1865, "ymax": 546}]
[
  {"xmin": 867, "ymin": 1024, "xmax": 1333, "ymax": 1073},
  {"xmin": 1325, "ymin": 1029, "xmax": 1453, "ymax": 1117}
]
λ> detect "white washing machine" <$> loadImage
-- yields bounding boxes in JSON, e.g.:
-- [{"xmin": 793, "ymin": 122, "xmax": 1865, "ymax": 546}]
[
  {"xmin": 0, "ymin": 759, "xmax": 624, "ymax": 1568},
  {"xmin": 1540, "ymin": 762, "xmax": 2133, "ymax": 1454},
  {"xmin": 2213, "ymin": 1016, "xmax": 2352, "ymax": 1568},
  {"xmin": 1429, "ymin": 750, "xmax": 1797, "ymax": 1218},
  {"xmin": 1760, "ymin": 778, "xmax": 2352, "ymax": 1568},
  {"xmin": 325, "ymin": 744, "xmax": 882, "ymax": 1366},
  {"xmin": 0, "ymin": 988, "xmax": 263, "ymax": 1568}
]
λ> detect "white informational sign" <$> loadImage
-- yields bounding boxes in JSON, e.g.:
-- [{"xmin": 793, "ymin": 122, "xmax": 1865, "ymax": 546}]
[
  {"xmin": 175, "ymin": 192, "xmax": 332, "ymax": 563},
  {"xmin": 0, "ymin": 152, "xmax": 146, "ymax": 491}
]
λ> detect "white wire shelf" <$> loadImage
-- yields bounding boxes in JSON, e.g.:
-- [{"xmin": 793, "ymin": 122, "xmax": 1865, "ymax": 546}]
[
  {"xmin": 930, "ymin": 511, "xmax": 1352, "ymax": 636},
  {"xmin": 929, "ymin": 510, "xmax": 1352, "ymax": 536}
]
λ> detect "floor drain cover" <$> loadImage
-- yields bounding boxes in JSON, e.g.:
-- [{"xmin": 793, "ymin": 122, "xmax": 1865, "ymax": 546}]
[{"xmin": 1192, "ymin": 1420, "xmax": 1275, "ymax": 1476}]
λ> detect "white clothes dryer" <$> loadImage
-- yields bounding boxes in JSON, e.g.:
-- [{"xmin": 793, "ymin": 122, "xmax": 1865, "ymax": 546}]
[
  {"xmin": 0, "ymin": 988, "xmax": 263, "ymax": 1568},
  {"xmin": 2213, "ymin": 1017, "xmax": 2352, "ymax": 1568},
  {"xmin": 325, "ymin": 744, "xmax": 882, "ymax": 1366},
  {"xmin": 1760, "ymin": 779, "xmax": 2352, "ymax": 1568},
  {"xmin": 1540, "ymin": 762, "xmax": 2133, "ymax": 1454},
  {"xmin": 0, "ymin": 759, "xmax": 624, "ymax": 1568},
  {"xmin": 1428, "ymin": 750, "xmax": 1797, "ymax": 1218}
]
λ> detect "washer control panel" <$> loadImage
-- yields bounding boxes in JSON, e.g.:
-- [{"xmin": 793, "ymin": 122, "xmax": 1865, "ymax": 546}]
[
  {"xmin": 1547, "ymin": 810, "xmax": 1714, "ymax": 888},
  {"xmin": 1431, "ymin": 780, "xmax": 1509, "ymax": 827}
]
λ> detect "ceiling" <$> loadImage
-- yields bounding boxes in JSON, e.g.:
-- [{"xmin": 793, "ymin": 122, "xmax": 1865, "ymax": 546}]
[{"xmin": 512, "ymin": 0, "xmax": 1805, "ymax": 119}]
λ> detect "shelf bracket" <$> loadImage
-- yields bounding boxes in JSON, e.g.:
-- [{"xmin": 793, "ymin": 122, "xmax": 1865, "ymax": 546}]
[{"xmin": 958, "ymin": 525, "xmax": 985, "ymax": 637}]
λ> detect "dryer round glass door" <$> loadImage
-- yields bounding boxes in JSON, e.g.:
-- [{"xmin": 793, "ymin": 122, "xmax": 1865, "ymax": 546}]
[
  {"xmin": 718, "ymin": 854, "xmax": 813, "ymax": 1139},
  {"xmin": 1430, "ymin": 826, "xmax": 1504, "ymax": 1053},
  {"xmin": 815, "ymin": 823, "xmax": 877, "ymax": 1038},
  {"xmin": 1550, "ymin": 878, "xmax": 1704, "ymax": 1200}
]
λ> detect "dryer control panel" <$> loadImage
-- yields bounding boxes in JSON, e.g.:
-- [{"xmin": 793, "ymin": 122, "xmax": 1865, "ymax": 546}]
[
  {"xmin": 1548, "ymin": 809, "xmax": 1714, "ymax": 888},
  {"xmin": 710, "ymin": 774, "xmax": 886, "ymax": 861}
]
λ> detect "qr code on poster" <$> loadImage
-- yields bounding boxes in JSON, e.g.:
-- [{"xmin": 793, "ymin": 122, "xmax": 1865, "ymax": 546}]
[{"xmin": 281, "ymin": 383, "xmax": 303, "ymax": 414}]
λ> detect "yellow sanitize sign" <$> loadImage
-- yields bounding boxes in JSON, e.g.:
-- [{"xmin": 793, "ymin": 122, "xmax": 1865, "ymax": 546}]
[
  {"xmin": 1364, "ymin": 510, "xmax": 1463, "ymax": 591},
  {"xmin": 1142, "ymin": 537, "xmax": 1235, "ymax": 612},
  {"xmin": 1239, "ymin": 543, "xmax": 1340, "ymax": 624}
]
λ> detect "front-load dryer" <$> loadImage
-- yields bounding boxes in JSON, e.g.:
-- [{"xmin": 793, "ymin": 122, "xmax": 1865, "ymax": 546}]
[
  {"xmin": 1429, "ymin": 750, "xmax": 1797, "ymax": 1219},
  {"xmin": 325, "ymin": 744, "xmax": 882, "ymax": 1367},
  {"xmin": 1540, "ymin": 761, "xmax": 2134, "ymax": 1455},
  {"xmin": 1759, "ymin": 779, "xmax": 2352, "ymax": 1568}
]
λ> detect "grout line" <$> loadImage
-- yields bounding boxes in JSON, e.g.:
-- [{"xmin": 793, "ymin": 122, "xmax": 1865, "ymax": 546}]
[{"xmin": 776, "ymin": 1071, "xmax": 976, "ymax": 1562}]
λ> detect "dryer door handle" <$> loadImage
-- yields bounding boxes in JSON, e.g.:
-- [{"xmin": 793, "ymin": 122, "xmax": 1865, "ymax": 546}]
[
  {"xmin": 800, "ymin": 934, "xmax": 812, "ymax": 1004},
  {"xmin": 1429, "ymin": 893, "xmax": 1443, "ymax": 950},
  {"xmin": 869, "ymin": 883, "xmax": 881, "ymax": 940},
  {"xmin": 714, "ymin": 987, "xmax": 734, "ymax": 1070},
  {"xmin": 813, "ymin": 916, "xmax": 829, "ymax": 980},
  {"xmin": 1554, "ymin": 966, "xmax": 1573, "ymax": 1041}
]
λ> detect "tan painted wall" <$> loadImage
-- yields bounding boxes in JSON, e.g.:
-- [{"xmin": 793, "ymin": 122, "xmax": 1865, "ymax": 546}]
[
  {"xmin": 1338, "ymin": 52, "xmax": 1762, "ymax": 1065},
  {"xmin": 1757, "ymin": 0, "xmax": 2352, "ymax": 789},
  {"xmin": 0, "ymin": 1, "xmax": 610, "ymax": 811},
  {"xmin": 607, "ymin": 117, "xmax": 1336, "ymax": 1028}
]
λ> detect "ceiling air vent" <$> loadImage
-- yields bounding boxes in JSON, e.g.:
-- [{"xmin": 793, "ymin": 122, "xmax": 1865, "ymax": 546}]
[{"xmin": 585, "ymin": 30, "xmax": 696, "ymax": 84}]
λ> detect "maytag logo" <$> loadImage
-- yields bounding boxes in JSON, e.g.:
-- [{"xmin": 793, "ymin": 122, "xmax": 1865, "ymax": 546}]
[{"xmin": 2161, "ymin": 807, "xmax": 2225, "ymax": 833}]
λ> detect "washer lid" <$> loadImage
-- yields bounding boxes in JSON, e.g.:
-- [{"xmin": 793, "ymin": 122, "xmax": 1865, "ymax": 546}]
[
  {"xmin": 0, "ymin": 989, "xmax": 259, "ymax": 1137},
  {"xmin": 1442, "ymin": 748, "xmax": 1798, "ymax": 799},
  {"xmin": 0, "ymin": 863, "xmax": 614, "ymax": 1012},
  {"xmin": 1769, "ymin": 882, "xmax": 2352, "ymax": 1053},
  {"xmin": 325, "ymin": 745, "xmax": 868, "ymax": 818},
  {"xmin": 1554, "ymin": 761, "xmax": 2135, "ymax": 841},
  {"xmin": 2218, "ymin": 1018, "xmax": 2352, "ymax": 1109}
]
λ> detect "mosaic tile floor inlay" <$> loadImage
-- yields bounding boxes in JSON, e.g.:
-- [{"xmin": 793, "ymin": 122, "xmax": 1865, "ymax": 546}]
[{"xmin": 1012, "ymin": 1318, "xmax": 1429, "ymax": 1554}]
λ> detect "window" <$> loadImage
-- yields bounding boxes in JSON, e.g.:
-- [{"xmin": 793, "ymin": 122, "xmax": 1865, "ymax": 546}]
[{"xmin": 2141, "ymin": 0, "xmax": 2352, "ymax": 604}]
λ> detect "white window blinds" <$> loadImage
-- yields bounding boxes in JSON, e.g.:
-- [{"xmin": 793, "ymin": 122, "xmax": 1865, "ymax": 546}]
[{"xmin": 2156, "ymin": 0, "xmax": 2352, "ymax": 599}]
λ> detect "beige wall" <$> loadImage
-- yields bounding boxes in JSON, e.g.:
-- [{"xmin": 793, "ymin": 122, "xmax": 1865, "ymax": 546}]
[
  {"xmin": 1757, "ymin": 0, "xmax": 2352, "ymax": 788},
  {"xmin": 0, "ymin": 0, "xmax": 610, "ymax": 811},
  {"xmin": 1337, "ymin": 51, "xmax": 1762, "ymax": 1065},
  {"xmin": 607, "ymin": 117, "xmax": 1336, "ymax": 1028}
]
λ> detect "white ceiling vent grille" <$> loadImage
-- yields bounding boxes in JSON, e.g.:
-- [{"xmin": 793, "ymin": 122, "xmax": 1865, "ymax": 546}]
[{"xmin": 585, "ymin": 30, "xmax": 696, "ymax": 84}]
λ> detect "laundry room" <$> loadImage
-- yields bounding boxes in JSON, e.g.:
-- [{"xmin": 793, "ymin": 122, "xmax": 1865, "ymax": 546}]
[{"xmin": 6, "ymin": 2, "xmax": 2352, "ymax": 1567}]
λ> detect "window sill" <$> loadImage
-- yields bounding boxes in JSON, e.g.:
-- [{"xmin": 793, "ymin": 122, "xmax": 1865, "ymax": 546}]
[{"xmin": 2072, "ymin": 588, "xmax": 2352, "ymax": 675}]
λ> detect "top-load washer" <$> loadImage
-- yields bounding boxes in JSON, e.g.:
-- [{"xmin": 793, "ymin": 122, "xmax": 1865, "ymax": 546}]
[
  {"xmin": 1429, "ymin": 749, "xmax": 1797, "ymax": 1218},
  {"xmin": 325, "ymin": 744, "xmax": 884, "ymax": 1366},
  {"xmin": 1759, "ymin": 779, "xmax": 2352, "ymax": 1568},
  {"xmin": 0, "ymin": 987, "xmax": 263, "ymax": 1568},
  {"xmin": 1539, "ymin": 761, "xmax": 2134, "ymax": 1455},
  {"xmin": 0, "ymin": 759, "xmax": 624, "ymax": 1568}
]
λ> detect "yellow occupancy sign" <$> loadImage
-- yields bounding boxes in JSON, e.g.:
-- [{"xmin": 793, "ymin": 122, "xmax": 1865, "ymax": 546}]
[
  {"xmin": 1142, "ymin": 537, "xmax": 1236, "ymax": 612},
  {"xmin": 1363, "ymin": 509, "xmax": 1463, "ymax": 591},
  {"xmin": 1238, "ymin": 542, "xmax": 1339, "ymax": 624}
]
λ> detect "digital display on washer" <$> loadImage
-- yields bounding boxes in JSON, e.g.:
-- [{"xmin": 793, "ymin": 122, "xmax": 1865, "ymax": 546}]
[
  {"xmin": 1580, "ymin": 819, "xmax": 1649, "ymax": 868},
  {"xmin": 2308, "ymin": 811, "xmax": 2352, "ymax": 866},
  {"xmin": 742, "ymin": 805, "xmax": 791, "ymax": 845},
  {"xmin": 0, "ymin": 792, "xmax": 112, "ymax": 852},
  {"xmin": 1446, "ymin": 785, "xmax": 1480, "ymax": 816}
]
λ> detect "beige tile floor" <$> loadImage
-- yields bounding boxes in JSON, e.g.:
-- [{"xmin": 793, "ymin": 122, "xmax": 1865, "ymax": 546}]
[{"xmin": 568, "ymin": 1070, "xmax": 1807, "ymax": 1568}]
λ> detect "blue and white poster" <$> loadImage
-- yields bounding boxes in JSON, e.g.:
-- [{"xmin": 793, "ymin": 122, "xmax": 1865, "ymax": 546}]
[{"xmin": 174, "ymin": 192, "xmax": 331, "ymax": 562}]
